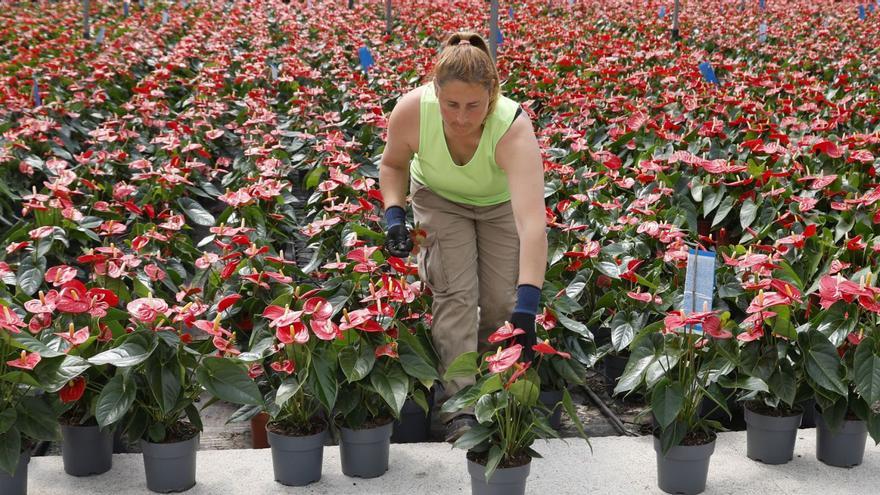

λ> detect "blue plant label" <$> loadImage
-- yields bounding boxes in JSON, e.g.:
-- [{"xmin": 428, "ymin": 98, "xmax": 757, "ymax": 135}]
[
  {"xmin": 758, "ymin": 22, "xmax": 767, "ymax": 43},
  {"xmin": 162, "ymin": 10, "xmax": 169, "ymax": 24},
  {"xmin": 759, "ymin": 0, "xmax": 765, "ymax": 10},
  {"xmin": 95, "ymin": 26, "xmax": 105, "ymax": 46},
  {"xmin": 358, "ymin": 46, "xmax": 374, "ymax": 72},
  {"xmin": 495, "ymin": 26, "xmax": 503, "ymax": 45},
  {"xmin": 32, "ymin": 77, "xmax": 41, "ymax": 107},
  {"xmin": 659, "ymin": 6, "xmax": 666, "ymax": 18},
  {"xmin": 139, "ymin": 0, "xmax": 144, "ymax": 8},
  {"xmin": 269, "ymin": 63, "xmax": 278, "ymax": 80},
  {"xmin": 858, "ymin": 5, "xmax": 866, "ymax": 19},
  {"xmin": 870, "ymin": 4, "xmax": 876, "ymax": 14},
  {"xmin": 123, "ymin": 1, "xmax": 129, "ymax": 17},
  {"xmin": 682, "ymin": 249, "xmax": 717, "ymax": 333},
  {"xmin": 698, "ymin": 62, "xmax": 719, "ymax": 84},
  {"xmin": 509, "ymin": 6, "xmax": 514, "ymax": 20}
]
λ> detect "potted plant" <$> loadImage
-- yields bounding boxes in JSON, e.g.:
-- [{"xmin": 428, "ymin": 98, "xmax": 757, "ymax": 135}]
[
  {"xmin": 1, "ymin": 301, "xmax": 60, "ymax": 495},
  {"xmin": 90, "ymin": 294, "xmax": 255, "ymax": 493},
  {"xmin": 804, "ymin": 272, "xmax": 880, "ymax": 467},
  {"xmin": 615, "ymin": 308, "xmax": 738, "ymax": 495},
  {"xmin": 440, "ymin": 323, "xmax": 588, "ymax": 495},
  {"xmin": 725, "ymin": 267, "xmax": 808, "ymax": 464},
  {"xmin": 18, "ymin": 277, "xmax": 125, "ymax": 477}
]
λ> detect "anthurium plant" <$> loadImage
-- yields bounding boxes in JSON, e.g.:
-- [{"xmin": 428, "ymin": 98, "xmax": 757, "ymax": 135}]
[
  {"xmin": 440, "ymin": 323, "xmax": 587, "ymax": 480},
  {"xmin": 0, "ymin": 301, "xmax": 59, "ymax": 476},
  {"xmin": 615, "ymin": 308, "xmax": 739, "ymax": 453},
  {"xmin": 802, "ymin": 269, "xmax": 880, "ymax": 441}
]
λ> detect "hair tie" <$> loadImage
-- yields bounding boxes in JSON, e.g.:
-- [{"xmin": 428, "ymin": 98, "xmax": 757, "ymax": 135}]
[{"xmin": 457, "ymin": 39, "xmax": 471, "ymax": 46}]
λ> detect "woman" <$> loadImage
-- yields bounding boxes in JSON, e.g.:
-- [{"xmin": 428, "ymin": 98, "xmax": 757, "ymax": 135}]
[{"xmin": 378, "ymin": 32, "xmax": 547, "ymax": 442}]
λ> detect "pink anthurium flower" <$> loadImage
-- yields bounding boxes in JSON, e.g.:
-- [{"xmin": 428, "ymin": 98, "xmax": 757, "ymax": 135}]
[
  {"xmin": 7, "ymin": 350, "xmax": 41, "ymax": 370},
  {"xmin": 488, "ymin": 321, "xmax": 525, "ymax": 344},
  {"xmin": 486, "ymin": 344, "xmax": 523, "ymax": 374},
  {"xmin": 532, "ymin": 340, "xmax": 571, "ymax": 359}
]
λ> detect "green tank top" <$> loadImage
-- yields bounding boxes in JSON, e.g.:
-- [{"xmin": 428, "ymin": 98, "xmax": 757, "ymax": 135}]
[{"xmin": 410, "ymin": 84, "xmax": 519, "ymax": 206}]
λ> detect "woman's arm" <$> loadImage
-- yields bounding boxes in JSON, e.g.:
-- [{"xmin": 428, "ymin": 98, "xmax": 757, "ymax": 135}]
[
  {"xmin": 379, "ymin": 90, "xmax": 420, "ymax": 210},
  {"xmin": 495, "ymin": 113, "xmax": 548, "ymax": 288}
]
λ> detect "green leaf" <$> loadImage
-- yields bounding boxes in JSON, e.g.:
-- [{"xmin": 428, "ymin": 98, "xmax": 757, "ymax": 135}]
[
  {"xmin": 398, "ymin": 341, "xmax": 440, "ymax": 382},
  {"xmin": 565, "ymin": 273, "xmax": 588, "ymax": 299},
  {"xmin": 443, "ymin": 351, "xmax": 480, "ymax": 381},
  {"xmin": 89, "ymin": 332, "xmax": 158, "ymax": 367},
  {"xmin": 95, "ymin": 373, "xmax": 136, "ymax": 428},
  {"xmin": 441, "ymin": 384, "xmax": 484, "ymax": 413},
  {"xmin": 197, "ymin": 357, "xmax": 263, "ymax": 406},
  {"xmin": 310, "ymin": 351, "xmax": 337, "ymax": 412},
  {"xmin": 0, "ymin": 426, "xmax": 21, "ymax": 476},
  {"xmin": 370, "ymin": 365, "xmax": 409, "ymax": 417},
  {"xmin": 452, "ymin": 423, "xmax": 493, "ymax": 450},
  {"xmin": 595, "ymin": 261, "xmax": 621, "ymax": 279},
  {"xmin": 17, "ymin": 255, "xmax": 46, "ymax": 296},
  {"xmin": 614, "ymin": 335, "xmax": 661, "ymax": 394},
  {"xmin": 659, "ymin": 419, "xmax": 688, "ymax": 454},
  {"xmin": 562, "ymin": 388, "xmax": 589, "ymax": 444},
  {"xmin": 508, "ymin": 369, "xmax": 539, "ymax": 406},
  {"xmin": 474, "ymin": 393, "xmax": 505, "ymax": 424},
  {"xmin": 15, "ymin": 396, "xmax": 59, "ymax": 441},
  {"xmin": 0, "ymin": 371, "xmax": 41, "ymax": 388},
  {"xmin": 772, "ymin": 305, "xmax": 796, "ymax": 341},
  {"xmin": 853, "ymin": 337, "xmax": 880, "ymax": 405},
  {"xmin": 740, "ymin": 198, "xmax": 758, "ymax": 230},
  {"xmin": 611, "ymin": 311, "xmax": 643, "ymax": 352},
  {"xmin": 11, "ymin": 332, "xmax": 64, "ymax": 358},
  {"xmin": 0, "ymin": 409, "xmax": 16, "ymax": 435},
  {"xmin": 767, "ymin": 361, "xmax": 797, "ymax": 407},
  {"xmin": 651, "ymin": 378, "xmax": 683, "ymax": 429},
  {"xmin": 556, "ymin": 313, "xmax": 592, "ymax": 338},
  {"xmin": 177, "ymin": 197, "xmax": 215, "ymax": 227},
  {"xmin": 275, "ymin": 377, "xmax": 303, "ymax": 407},
  {"xmin": 147, "ymin": 360, "xmax": 181, "ymax": 415},
  {"xmin": 702, "ymin": 186, "xmax": 724, "ymax": 217},
  {"xmin": 800, "ymin": 331, "xmax": 848, "ymax": 397},
  {"xmin": 34, "ymin": 354, "xmax": 90, "ymax": 392},
  {"xmin": 484, "ymin": 445, "xmax": 504, "ymax": 482},
  {"xmin": 711, "ymin": 196, "xmax": 734, "ymax": 227},
  {"xmin": 338, "ymin": 345, "xmax": 376, "ymax": 383}
]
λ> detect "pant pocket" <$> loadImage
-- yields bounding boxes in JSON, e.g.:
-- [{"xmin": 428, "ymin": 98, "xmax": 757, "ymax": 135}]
[{"xmin": 417, "ymin": 237, "xmax": 448, "ymax": 293}]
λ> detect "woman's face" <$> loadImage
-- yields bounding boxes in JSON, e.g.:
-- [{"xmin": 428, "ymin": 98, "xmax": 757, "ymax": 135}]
[{"xmin": 435, "ymin": 80, "xmax": 490, "ymax": 137}]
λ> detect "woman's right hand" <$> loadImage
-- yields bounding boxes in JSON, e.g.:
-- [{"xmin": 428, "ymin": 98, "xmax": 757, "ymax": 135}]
[{"xmin": 383, "ymin": 206, "xmax": 413, "ymax": 258}]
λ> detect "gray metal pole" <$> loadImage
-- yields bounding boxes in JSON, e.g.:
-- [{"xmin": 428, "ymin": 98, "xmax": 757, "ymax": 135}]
[
  {"xmin": 489, "ymin": 0, "xmax": 498, "ymax": 61},
  {"xmin": 83, "ymin": 0, "xmax": 90, "ymax": 39},
  {"xmin": 385, "ymin": 0, "xmax": 392, "ymax": 34},
  {"xmin": 671, "ymin": 0, "xmax": 680, "ymax": 41}
]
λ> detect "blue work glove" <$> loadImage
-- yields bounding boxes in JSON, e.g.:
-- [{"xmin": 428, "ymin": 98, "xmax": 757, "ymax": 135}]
[
  {"xmin": 510, "ymin": 284, "xmax": 540, "ymax": 363},
  {"xmin": 383, "ymin": 206, "xmax": 413, "ymax": 258}
]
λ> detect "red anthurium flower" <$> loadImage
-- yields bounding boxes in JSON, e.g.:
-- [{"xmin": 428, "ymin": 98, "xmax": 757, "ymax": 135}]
[
  {"xmin": 701, "ymin": 315, "xmax": 732, "ymax": 339},
  {"xmin": 847, "ymin": 331, "xmax": 864, "ymax": 346},
  {"xmin": 532, "ymin": 340, "xmax": 571, "ymax": 359},
  {"xmin": 488, "ymin": 321, "xmax": 525, "ymax": 344},
  {"xmin": 503, "ymin": 361, "xmax": 531, "ymax": 390},
  {"xmin": 126, "ymin": 297, "xmax": 169, "ymax": 324},
  {"xmin": 339, "ymin": 308, "xmax": 384, "ymax": 332},
  {"xmin": 262, "ymin": 305, "xmax": 302, "ymax": 328},
  {"xmin": 59, "ymin": 377, "xmax": 87, "ymax": 403},
  {"xmin": 535, "ymin": 307, "xmax": 557, "ymax": 331},
  {"xmin": 746, "ymin": 291, "xmax": 795, "ymax": 313},
  {"xmin": 302, "ymin": 297, "xmax": 333, "ymax": 320},
  {"xmin": 386, "ymin": 256, "xmax": 418, "ymax": 275},
  {"xmin": 45, "ymin": 265, "xmax": 77, "ymax": 286},
  {"xmin": 1, "ymin": 306, "xmax": 26, "ymax": 334},
  {"xmin": 56, "ymin": 280, "xmax": 91, "ymax": 313},
  {"xmin": 248, "ymin": 363, "xmax": 265, "ymax": 379},
  {"xmin": 193, "ymin": 317, "xmax": 231, "ymax": 337},
  {"xmin": 663, "ymin": 310, "xmax": 717, "ymax": 333},
  {"xmin": 486, "ymin": 344, "xmax": 523, "ymax": 374},
  {"xmin": 217, "ymin": 294, "xmax": 242, "ymax": 312},
  {"xmin": 28, "ymin": 313, "xmax": 52, "ymax": 334},
  {"xmin": 375, "ymin": 342, "xmax": 399, "ymax": 359},
  {"xmin": 7, "ymin": 350, "xmax": 41, "ymax": 370},
  {"xmin": 270, "ymin": 359, "xmax": 295, "ymax": 375},
  {"xmin": 737, "ymin": 324, "xmax": 765, "ymax": 342},
  {"xmin": 54, "ymin": 323, "xmax": 90, "ymax": 347},
  {"xmin": 97, "ymin": 323, "xmax": 113, "ymax": 342},
  {"xmin": 212, "ymin": 334, "xmax": 240, "ymax": 355},
  {"xmin": 277, "ymin": 322, "xmax": 309, "ymax": 345},
  {"xmin": 310, "ymin": 319, "xmax": 341, "ymax": 341}
]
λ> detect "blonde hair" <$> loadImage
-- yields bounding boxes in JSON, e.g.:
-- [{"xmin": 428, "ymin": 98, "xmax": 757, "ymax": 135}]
[{"xmin": 431, "ymin": 32, "xmax": 500, "ymax": 118}]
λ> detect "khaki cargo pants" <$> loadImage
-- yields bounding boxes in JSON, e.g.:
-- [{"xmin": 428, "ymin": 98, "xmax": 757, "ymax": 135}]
[{"xmin": 410, "ymin": 179, "xmax": 519, "ymax": 423}]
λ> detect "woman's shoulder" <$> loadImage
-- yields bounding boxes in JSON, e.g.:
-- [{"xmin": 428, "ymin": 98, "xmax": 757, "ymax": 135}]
[{"xmin": 390, "ymin": 85, "xmax": 426, "ymax": 125}]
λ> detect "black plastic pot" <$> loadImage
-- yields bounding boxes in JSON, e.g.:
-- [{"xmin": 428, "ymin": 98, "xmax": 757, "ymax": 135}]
[
  {"xmin": 798, "ymin": 398, "xmax": 816, "ymax": 428},
  {"xmin": 61, "ymin": 424, "xmax": 113, "ymax": 476},
  {"xmin": 391, "ymin": 398, "xmax": 432, "ymax": 443},
  {"xmin": 140, "ymin": 434, "xmax": 199, "ymax": 493},
  {"xmin": 816, "ymin": 409, "xmax": 868, "ymax": 468},
  {"xmin": 653, "ymin": 435, "xmax": 715, "ymax": 495},
  {"xmin": 539, "ymin": 389, "xmax": 564, "ymax": 430},
  {"xmin": 0, "ymin": 451, "xmax": 29, "ymax": 495},
  {"xmin": 744, "ymin": 406, "xmax": 803, "ymax": 464},
  {"xmin": 601, "ymin": 353, "xmax": 629, "ymax": 394},
  {"xmin": 339, "ymin": 422, "xmax": 393, "ymax": 478},
  {"xmin": 467, "ymin": 458, "xmax": 530, "ymax": 495},
  {"xmin": 268, "ymin": 428, "xmax": 326, "ymax": 486}
]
